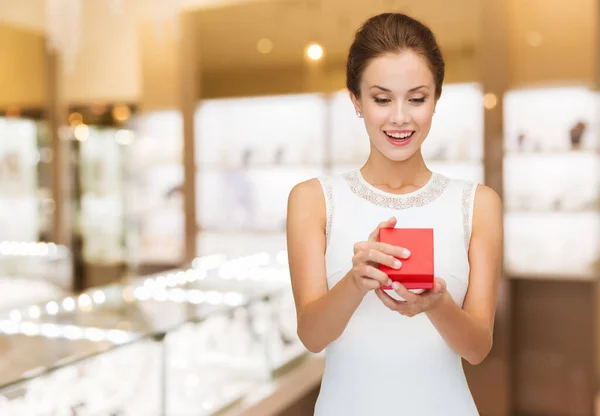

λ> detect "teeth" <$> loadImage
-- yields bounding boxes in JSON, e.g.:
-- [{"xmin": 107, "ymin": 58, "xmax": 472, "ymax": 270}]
[{"xmin": 386, "ymin": 131, "xmax": 412, "ymax": 139}]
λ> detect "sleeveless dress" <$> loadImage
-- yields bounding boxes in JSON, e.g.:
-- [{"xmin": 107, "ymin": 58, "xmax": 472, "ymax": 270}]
[{"xmin": 313, "ymin": 168, "xmax": 480, "ymax": 416}]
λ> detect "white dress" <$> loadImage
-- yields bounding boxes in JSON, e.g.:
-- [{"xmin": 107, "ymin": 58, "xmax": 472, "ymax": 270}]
[{"xmin": 314, "ymin": 169, "xmax": 480, "ymax": 416}]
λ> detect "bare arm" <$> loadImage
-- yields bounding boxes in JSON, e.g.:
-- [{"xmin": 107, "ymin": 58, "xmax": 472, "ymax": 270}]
[
  {"xmin": 287, "ymin": 179, "xmax": 405, "ymax": 353},
  {"xmin": 286, "ymin": 179, "xmax": 363, "ymax": 353},
  {"xmin": 425, "ymin": 185, "xmax": 503, "ymax": 364}
]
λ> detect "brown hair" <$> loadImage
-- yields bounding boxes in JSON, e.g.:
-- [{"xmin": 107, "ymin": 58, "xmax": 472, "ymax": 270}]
[{"xmin": 346, "ymin": 13, "xmax": 445, "ymax": 99}]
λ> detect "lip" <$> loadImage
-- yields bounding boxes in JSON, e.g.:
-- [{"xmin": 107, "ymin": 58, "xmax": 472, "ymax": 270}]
[{"xmin": 384, "ymin": 130, "xmax": 415, "ymax": 147}]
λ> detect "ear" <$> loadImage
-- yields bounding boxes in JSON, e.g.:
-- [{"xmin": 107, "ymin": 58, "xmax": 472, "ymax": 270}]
[{"xmin": 349, "ymin": 91, "xmax": 362, "ymax": 116}]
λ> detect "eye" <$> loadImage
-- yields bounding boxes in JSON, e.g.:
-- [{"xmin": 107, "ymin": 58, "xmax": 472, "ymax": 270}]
[
  {"xmin": 410, "ymin": 97, "xmax": 426, "ymax": 104},
  {"xmin": 374, "ymin": 98, "xmax": 391, "ymax": 104}
]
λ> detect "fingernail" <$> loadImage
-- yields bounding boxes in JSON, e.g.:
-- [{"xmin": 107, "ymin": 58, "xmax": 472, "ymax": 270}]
[
  {"xmin": 392, "ymin": 282, "xmax": 400, "ymax": 290},
  {"xmin": 402, "ymin": 249, "xmax": 411, "ymax": 258},
  {"xmin": 387, "ymin": 279, "xmax": 393, "ymax": 286},
  {"xmin": 394, "ymin": 260, "xmax": 402, "ymax": 269}
]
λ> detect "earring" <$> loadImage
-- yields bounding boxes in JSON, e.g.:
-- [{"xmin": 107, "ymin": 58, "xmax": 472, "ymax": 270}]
[{"xmin": 356, "ymin": 111, "xmax": 362, "ymax": 118}]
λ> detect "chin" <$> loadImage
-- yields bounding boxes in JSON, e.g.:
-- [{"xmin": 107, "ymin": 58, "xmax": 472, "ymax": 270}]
[
  {"xmin": 385, "ymin": 151, "xmax": 419, "ymax": 162},
  {"xmin": 377, "ymin": 144, "xmax": 421, "ymax": 162}
]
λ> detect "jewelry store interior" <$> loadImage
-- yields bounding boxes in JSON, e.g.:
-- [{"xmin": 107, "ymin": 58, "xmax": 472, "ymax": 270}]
[{"xmin": 1, "ymin": 0, "xmax": 599, "ymax": 415}]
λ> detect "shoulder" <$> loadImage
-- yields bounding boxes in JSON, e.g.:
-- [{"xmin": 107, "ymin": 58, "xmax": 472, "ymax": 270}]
[
  {"xmin": 287, "ymin": 177, "xmax": 330, "ymax": 238},
  {"xmin": 287, "ymin": 177, "xmax": 328, "ymax": 220},
  {"xmin": 288, "ymin": 177, "xmax": 327, "ymax": 204},
  {"xmin": 288, "ymin": 172, "xmax": 345, "ymax": 203},
  {"xmin": 472, "ymin": 184, "xmax": 503, "ymax": 232},
  {"xmin": 473, "ymin": 184, "xmax": 502, "ymax": 212}
]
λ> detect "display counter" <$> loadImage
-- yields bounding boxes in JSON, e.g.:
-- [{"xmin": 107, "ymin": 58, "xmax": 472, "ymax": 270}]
[
  {"xmin": 0, "ymin": 241, "xmax": 72, "ymax": 311},
  {"xmin": 0, "ymin": 250, "xmax": 316, "ymax": 415}
]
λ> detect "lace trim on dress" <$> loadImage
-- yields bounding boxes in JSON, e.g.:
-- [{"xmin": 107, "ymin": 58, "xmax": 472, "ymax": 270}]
[{"xmin": 342, "ymin": 170, "xmax": 450, "ymax": 210}]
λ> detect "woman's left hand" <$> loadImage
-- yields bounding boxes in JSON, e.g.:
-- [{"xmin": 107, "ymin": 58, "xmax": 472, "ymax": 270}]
[{"xmin": 375, "ymin": 277, "xmax": 447, "ymax": 317}]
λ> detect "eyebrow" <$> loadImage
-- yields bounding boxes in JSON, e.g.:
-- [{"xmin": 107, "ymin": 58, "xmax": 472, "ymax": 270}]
[{"xmin": 370, "ymin": 85, "xmax": 429, "ymax": 92}]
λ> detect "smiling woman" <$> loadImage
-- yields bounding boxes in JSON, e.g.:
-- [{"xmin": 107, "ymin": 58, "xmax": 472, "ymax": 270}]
[{"xmin": 286, "ymin": 12, "xmax": 503, "ymax": 416}]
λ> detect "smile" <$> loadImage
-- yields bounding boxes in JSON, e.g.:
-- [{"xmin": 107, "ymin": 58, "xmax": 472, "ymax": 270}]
[
  {"xmin": 384, "ymin": 130, "xmax": 415, "ymax": 147},
  {"xmin": 385, "ymin": 131, "xmax": 414, "ymax": 140}
]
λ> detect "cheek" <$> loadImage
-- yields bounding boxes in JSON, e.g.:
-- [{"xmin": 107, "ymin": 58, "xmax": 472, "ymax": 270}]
[
  {"xmin": 363, "ymin": 104, "xmax": 390, "ymax": 126},
  {"xmin": 411, "ymin": 106, "xmax": 434, "ymax": 129}
]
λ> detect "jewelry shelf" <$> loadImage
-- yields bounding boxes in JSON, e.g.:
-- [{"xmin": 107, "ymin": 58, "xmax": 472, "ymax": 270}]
[
  {"xmin": 129, "ymin": 110, "xmax": 185, "ymax": 266},
  {"xmin": 0, "ymin": 251, "xmax": 310, "ymax": 415},
  {"xmin": 502, "ymin": 85, "xmax": 600, "ymax": 279}
]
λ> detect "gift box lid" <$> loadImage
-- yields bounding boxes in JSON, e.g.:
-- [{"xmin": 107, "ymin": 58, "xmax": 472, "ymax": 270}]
[{"xmin": 378, "ymin": 228, "xmax": 434, "ymax": 277}]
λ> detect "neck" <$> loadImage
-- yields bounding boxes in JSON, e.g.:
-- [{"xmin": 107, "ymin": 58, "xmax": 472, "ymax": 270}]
[{"xmin": 361, "ymin": 148, "xmax": 431, "ymax": 189}]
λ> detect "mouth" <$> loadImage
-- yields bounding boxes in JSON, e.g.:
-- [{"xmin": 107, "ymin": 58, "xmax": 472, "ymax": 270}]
[{"xmin": 384, "ymin": 130, "xmax": 415, "ymax": 146}]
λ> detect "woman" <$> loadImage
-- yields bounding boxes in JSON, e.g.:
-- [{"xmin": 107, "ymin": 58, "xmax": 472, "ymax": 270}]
[{"xmin": 286, "ymin": 12, "xmax": 502, "ymax": 415}]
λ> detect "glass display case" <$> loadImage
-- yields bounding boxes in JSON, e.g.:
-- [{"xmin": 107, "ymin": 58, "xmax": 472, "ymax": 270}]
[
  {"xmin": 187, "ymin": 250, "xmax": 305, "ymax": 378},
  {"xmin": 502, "ymin": 86, "xmax": 600, "ymax": 278},
  {"xmin": 194, "ymin": 94, "xmax": 327, "ymax": 233},
  {"xmin": 0, "ymin": 251, "xmax": 311, "ymax": 416},
  {"xmin": 129, "ymin": 111, "xmax": 185, "ymax": 266},
  {"xmin": 0, "ymin": 116, "xmax": 72, "ymax": 303},
  {"xmin": 0, "ymin": 242, "xmax": 72, "ymax": 310},
  {"xmin": 423, "ymin": 83, "xmax": 484, "ymax": 182},
  {"xmin": 329, "ymin": 88, "xmax": 371, "ymax": 173},
  {"xmin": 0, "ymin": 337, "xmax": 162, "ymax": 416},
  {"xmin": 0, "ymin": 117, "xmax": 42, "ymax": 242},
  {"xmin": 79, "ymin": 126, "xmax": 128, "ymax": 265}
]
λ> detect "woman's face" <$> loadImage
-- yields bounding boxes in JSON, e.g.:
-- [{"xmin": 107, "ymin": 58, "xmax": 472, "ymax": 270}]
[{"xmin": 351, "ymin": 50, "xmax": 437, "ymax": 162}]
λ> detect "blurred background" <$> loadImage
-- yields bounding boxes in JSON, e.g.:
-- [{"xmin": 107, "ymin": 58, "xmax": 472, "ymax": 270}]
[{"xmin": 0, "ymin": 0, "xmax": 598, "ymax": 415}]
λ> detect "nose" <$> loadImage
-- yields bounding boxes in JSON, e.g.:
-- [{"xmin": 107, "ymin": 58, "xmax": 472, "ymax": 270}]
[{"xmin": 390, "ymin": 102, "xmax": 410, "ymax": 125}]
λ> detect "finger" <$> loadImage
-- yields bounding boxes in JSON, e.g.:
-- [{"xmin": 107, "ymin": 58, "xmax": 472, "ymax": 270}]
[
  {"xmin": 395, "ymin": 304, "xmax": 418, "ymax": 317},
  {"xmin": 368, "ymin": 217, "xmax": 397, "ymax": 241},
  {"xmin": 353, "ymin": 241, "xmax": 367, "ymax": 254},
  {"xmin": 432, "ymin": 277, "xmax": 447, "ymax": 294},
  {"xmin": 375, "ymin": 289, "xmax": 416, "ymax": 316},
  {"xmin": 366, "ymin": 242, "xmax": 411, "ymax": 259},
  {"xmin": 361, "ymin": 265, "xmax": 392, "ymax": 285},
  {"xmin": 391, "ymin": 282, "xmax": 420, "ymax": 303},
  {"xmin": 375, "ymin": 289, "xmax": 401, "ymax": 311},
  {"xmin": 359, "ymin": 278, "xmax": 382, "ymax": 292},
  {"xmin": 362, "ymin": 248, "xmax": 402, "ymax": 270}
]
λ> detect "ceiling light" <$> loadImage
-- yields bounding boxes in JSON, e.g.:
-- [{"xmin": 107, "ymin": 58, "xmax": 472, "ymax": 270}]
[
  {"xmin": 257, "ymin": 38, "xmax": 273, "ymax": 54},
  {"xmin": 306, "ymin": 43, "xmax": 324, "ymax": 61}
]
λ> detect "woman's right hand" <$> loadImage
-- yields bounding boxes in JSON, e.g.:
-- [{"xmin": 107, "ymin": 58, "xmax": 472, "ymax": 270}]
[{"xmin": 348, "ymin": 216, "xmax": 411, "ymax": 295}]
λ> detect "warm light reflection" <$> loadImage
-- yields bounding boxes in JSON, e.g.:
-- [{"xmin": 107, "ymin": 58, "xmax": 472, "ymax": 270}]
[
  {"xmin": 91, "ymin": 104, "xmax": 106, "ymax": 115},
  {"xmin": 68, "ymin": 112, "xmax": 83, "ymax": 126},
  {"xmin": 6, "ymin": 106, "xmax": 20, "ymax": 118},
  {"xmin": 112, "ymin": 105, "xmax": 131, "ymax": 122},
  {"xmin": 306, "ymin": 43, "xmax": 324, "ymax": 61},
  {"xmin": 257, "ymin": 38, "xmax": 273, "ymax": 54},
  {"xmin": 74, "ymin": 124, "xmax": 89, "ymax": 141},
  {"xmin": 483, "ymin": 93, "xmax": 498, "ymax": 110}
]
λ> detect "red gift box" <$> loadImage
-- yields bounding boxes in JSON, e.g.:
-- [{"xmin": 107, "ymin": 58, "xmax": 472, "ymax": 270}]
[{"xmin": 378, "ymin": 228, "xmax": 434, "ymax": 290}]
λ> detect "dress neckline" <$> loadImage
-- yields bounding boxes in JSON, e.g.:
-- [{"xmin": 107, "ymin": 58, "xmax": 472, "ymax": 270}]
[
  {"xmin": 356, "ymin": 169, "xmax": 437, "ymax": 199},
  {"xmin": 342, "ymin": 169, "xmax": 450, "ymax": 210}
]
